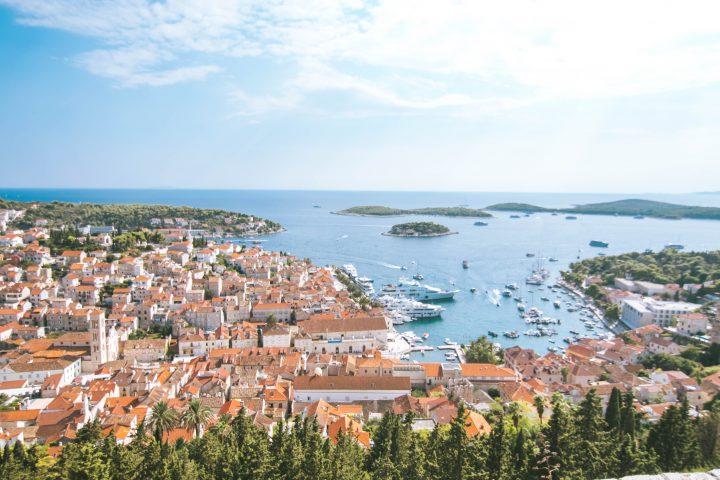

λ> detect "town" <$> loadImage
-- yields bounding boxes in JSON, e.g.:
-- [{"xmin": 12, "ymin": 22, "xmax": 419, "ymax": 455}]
[{"xmin": 1, "ymin": 207, "xmax": 720, "ymax": 479}]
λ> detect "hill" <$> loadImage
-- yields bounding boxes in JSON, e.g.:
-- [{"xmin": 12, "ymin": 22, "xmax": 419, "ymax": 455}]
[
  {"xmin": 335, "ymin": 205, "xmax": 491, "ymax": 217},
  {"xmin": 0, "ymin": 198, "xmax": 282, "ymax": 236},
  {"xmin": 487, "ymin": 198, "xmax": 720, "ymax": 220}
]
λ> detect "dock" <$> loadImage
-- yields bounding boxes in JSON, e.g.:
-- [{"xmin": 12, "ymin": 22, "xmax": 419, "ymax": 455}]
[{"xmin": 438, "ymin": 344, "xmax": 466, "ymax": 363}]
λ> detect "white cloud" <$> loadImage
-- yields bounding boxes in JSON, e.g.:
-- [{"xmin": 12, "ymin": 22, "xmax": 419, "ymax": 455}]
[{"xmin": 4, "ymin": 0, "xmax": 720, "ymax": 110}]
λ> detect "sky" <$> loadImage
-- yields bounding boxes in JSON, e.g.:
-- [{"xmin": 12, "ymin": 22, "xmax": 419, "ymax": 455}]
[{"xmin": 1, "ymin": 1, "xmax": 720, "ymax": 193}]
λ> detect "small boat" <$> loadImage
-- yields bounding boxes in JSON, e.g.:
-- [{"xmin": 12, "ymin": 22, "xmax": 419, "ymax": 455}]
[
  {"xmin": 569, "ymin": 330, "xmax": 579, "ymax": 335},
  {"xmin": 470, "ymin": 287, "xmax": 477, "ymax": 293},
  {"xmin": 444, "ymin": 338, "xmax": 453, "ymax": 345},
  {"xmin": 553, "ymin": 300, "xmax": 561, "ymax": 308},
  {"xmin": 413, "ymin": 273, "xmax": 424, "ymax": 280},
  {"xmin": 502, "ymin": 289, "xmax": 513, "ymax": 297},
  {"xmin": 503, "ymin": 331, "xmax": 520, "ymax": 339},
  {"xmin": 313, "ymin": 205, "xmax": 322, "ymax": 208},
  {"xmin": 633, "ymin": 215, "xmax": 644, "ymax": 219},
  {"xmin": 505, "ymin": 283, "xmax": 519, "ymax": 290},
  {"xmin": 462, "ymin": 260, "xmax": 469, "ymax": 269},
  {"xmin": 488, "ymin": 331, "xmax": 498, "ymax": 338},
  {"xmin": 400, "ymin": 354, "xmax": 410, "ymax": 361},
  {"xmin": 510, "ymin": 215, "xmax": 521, "ymax": 219},
  {"xmin": 664, "ymin": 243, "xmax": 684, "ymax": 250},
  {"xmin": 526, "ymin": 253, "xmax": 535, "ymax": 258},
  {"xmin": 517, "ymin": 303, "xmax": 526, "ymax": 312},
  {"xmin": 589, "ymin": 240, "xmax": 609, "ymax": 248},
  {"xmin": 548, "ymin": 257, "xmax": 559, "ymax": 262},
  {"xmin": 474, "ymin": 221, "xmax": 489, "ymax": 226},
  {"xmin": 565, "ymin": 215, "xmax": 578, "ymax": 220},
  {"xmin": 540, "ymin": 296, "xmax": 550, "ymax": 302},
  {"xmin": 422, "ymin": 333, "xmax": 429, "ymax": 339},
  {"xmin": 400, "ymin": 265, "xmax": 408, "ymax": 270}
]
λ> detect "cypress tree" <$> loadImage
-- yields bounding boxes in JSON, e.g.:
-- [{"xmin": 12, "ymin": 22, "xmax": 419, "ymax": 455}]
[
  {"xmin": 604, "ymin": 387, "xmax": 622, "ymax": 434},
  {"xmin": 620, "ymin": 392, "xmax": 636, "ymax": 439}
]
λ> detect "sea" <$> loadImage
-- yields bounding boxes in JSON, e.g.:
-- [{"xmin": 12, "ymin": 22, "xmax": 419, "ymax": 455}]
[{"xmin": 3, "ymin": 189, "xmax": 720, "ymax": 361}]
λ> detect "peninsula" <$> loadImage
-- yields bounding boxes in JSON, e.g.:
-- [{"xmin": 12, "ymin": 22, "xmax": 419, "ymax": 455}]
[
  {"xmin": 0, "ymin": 198, "xmax": 282, "ymax": 236},
  {"xmin": 486, "ymin": 198, "xmax": 720, "ymax": 220},
  {"xmin": 383, "ymin": 221, "xmax": 456, "ymax": 237},
  {"xmin": 334, "ymin": 205, "xmax": 492, "ymax": 217}
]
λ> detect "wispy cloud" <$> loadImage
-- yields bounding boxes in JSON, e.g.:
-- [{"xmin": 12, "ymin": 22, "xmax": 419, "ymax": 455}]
[{"xmin": 4, "ymin": 0, "xmax": 720, "ymax": 113}]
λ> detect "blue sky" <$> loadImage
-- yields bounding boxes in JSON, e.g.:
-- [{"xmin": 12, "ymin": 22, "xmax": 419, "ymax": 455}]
[{"xmin": 1, "ymin": 1, "xmax": 720, "ymax": 192}]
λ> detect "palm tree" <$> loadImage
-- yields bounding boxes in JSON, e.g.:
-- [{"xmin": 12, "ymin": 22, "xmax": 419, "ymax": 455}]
[
  {"xmin": 534, "ymin": 395, "xmax": 546, "ymax": 424},
  {"xmin": 147, "ymin": 401, "xmax": 178, "ymax": 442},
  {"xmin": 181, "ymin": 399, "xmax": 213, "ymax": 439}
]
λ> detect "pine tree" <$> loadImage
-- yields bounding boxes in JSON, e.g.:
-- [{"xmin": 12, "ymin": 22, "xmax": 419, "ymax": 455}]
[
  {"xmin": 620, "ymin": 392, "xmax": 636, "ymax": 439},
  {"xmin": 571, "ymin": 390, "xmax": 617, "ymax": 479},
  {"xmin": 485, "ymin": 414, "xmax": 510, "ymax": 480},
  {"xmin": 647, "ymin": 400, "xmax": 701, "ymax": 472}
]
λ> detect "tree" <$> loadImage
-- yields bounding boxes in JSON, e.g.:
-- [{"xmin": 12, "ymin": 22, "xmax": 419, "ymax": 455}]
[
  {"xmin": 147, "ymin": 401, "xmax": 179, "ymax": 443},
  {"xmin": 182, "ymin": 399, "xmax": 213, "ymax": 439},
  {"xmin": 647, "ymin": 400, "xmax": 700, "ymax": 472},
  {"xmin": 534, "ymin": 395, "xmax": 546, "ymax": 424},
  {"xmin": 605, "ymin": 387, "xmax": 622, "ymax": 435},
  {"xmin": 465, "ymin": 335, "xmax": 502, "ymax": 364}
]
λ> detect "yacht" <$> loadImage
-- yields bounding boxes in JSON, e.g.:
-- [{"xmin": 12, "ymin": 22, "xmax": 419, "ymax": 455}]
[
  {"xmin": 548, "ymin": 257, "xmax": 559, "ymax": 262},
  {"xmin": 502, "ymin": 289, "xmax": 513, "ymax": 297},
  {"xmin": 386, "ymin": 310, "xmax": 412, "ymax": 325},
  {"xmin": 589, "ymin": 240, "xmax": 609, "ymax": 248},
  {"xmin": 376, "ymin": 295, "xmax": 445, "ymax": 319},
  {"xmin": 503, "ymin": 330, "xmax": 520, "ymax": 339},
  {"xmin": 340, "ymin": 264, "xmax": 358, "ymax": 278},
  {"xmin": 565, "ymin": 215, "xmax": 578, "ymax": 220},
  {"xmin": 487, "ymin": 331, "xmax": 498, "ymax": 338},
  {"xmin": 505, "ymin": 283, "xmax": 519, "ymax": 290},
  {"xmin": 412, "ymin": 273, "xmax": 424, "ymax": 281},
  {"xmin": 474, "ymin": 221, "xmax": 489, "ymax": 226},
  {"xmin": 380, "ymin": 278, "xmax": 458, "ymax": 301},
  {"xmin": 525, "ymin": 274, "xmax": 543, "ymax": 285}
]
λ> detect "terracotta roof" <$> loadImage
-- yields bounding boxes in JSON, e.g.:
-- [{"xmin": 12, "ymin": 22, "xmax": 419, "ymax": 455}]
[{"xmin": 293, "ymin": 375, "xmax": 410, "ymax": 391}]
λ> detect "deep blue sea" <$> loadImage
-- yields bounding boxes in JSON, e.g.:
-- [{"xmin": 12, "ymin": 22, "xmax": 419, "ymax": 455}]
[{"xmin": 3, "ymin": 189, "xmax": 720, "ymax": 361}]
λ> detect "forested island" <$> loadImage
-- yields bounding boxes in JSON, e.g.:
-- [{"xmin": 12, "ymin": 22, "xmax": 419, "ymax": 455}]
[
  {"xmin": 486, "ymin": 198, "xmax": 720, "ymax": 220},
  {"xmin": 384, "ymin": 222, "xmax": 455, "ymax": 237},
  {"xmin": 0, "ymin": 198, "xmax": 282, "ymax": 236},
  {"xmin": 335, "ymin": 205, "xmax": 492, "ymax": 217}
]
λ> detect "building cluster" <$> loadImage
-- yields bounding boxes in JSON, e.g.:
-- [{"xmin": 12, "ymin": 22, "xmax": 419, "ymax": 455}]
[{"xmin": 0, "ymin": 217, "xmax": 717, "ymax": 452}]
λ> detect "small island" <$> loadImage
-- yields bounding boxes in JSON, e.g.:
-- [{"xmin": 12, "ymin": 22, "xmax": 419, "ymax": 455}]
[
  {"xmin": 383, "ymin": 221, "xmax": 457, "ymax": 237},
  {"xmin": 486, "ymin": 198, "xmax": 720, "ymax": 221},
  {"xmin": 334, "ymin": 205, "xmax": 491, "ymax": 217}
]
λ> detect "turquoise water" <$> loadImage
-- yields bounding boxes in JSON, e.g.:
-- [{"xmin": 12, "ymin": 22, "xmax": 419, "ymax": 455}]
[{"xmin": 3, "ymin": 189, "xmax": 720, "ymax": 361}]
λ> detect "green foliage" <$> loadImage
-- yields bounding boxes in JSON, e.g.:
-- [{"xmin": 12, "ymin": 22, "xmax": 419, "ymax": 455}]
[
  {"xmin": 3, "ymin": 394, "xmax": 720, "ymax": 480},
  {"xmin": 568, "ymin": 249, "xmax": 720, "ymax": 286},
  {"xmin": 464, "ymin": 335, "xmax": 503, "ymax": 364},
  {"xmin": 641, "ymin": 353, "xmax": 702, "ymax": 376},
  {"xmin": 387, "ymin": 222, "xmax": 451, "ymax": 236},
  {"xmin": 337, "ymin": 205, "xmax": 491, "ymax": 217}
]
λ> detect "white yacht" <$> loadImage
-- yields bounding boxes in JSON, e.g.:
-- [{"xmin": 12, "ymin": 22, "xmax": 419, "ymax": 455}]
[
  {"xmin": 340, "ymin": 264, "xmax": 358, "ymax": 278},
  {"xmin": 380, "ymin": 278, "xmax": 458, "ymax": 301},
  {"xmin": 376, "ymin": 295, "xmax": 445, "ymax": 319}
]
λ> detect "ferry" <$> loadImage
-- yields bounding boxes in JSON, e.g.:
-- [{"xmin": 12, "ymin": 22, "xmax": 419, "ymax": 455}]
[
  {"xmin": 565, "ymin": 215, "xmax": 578, "ymax": 220},
  {"xmin": 589, "ymin": 240, "xmax": 609, "ymax": 248},
  {"xmin": 380, "ymin": 278, "xmax": 458, "ymax": 301}
]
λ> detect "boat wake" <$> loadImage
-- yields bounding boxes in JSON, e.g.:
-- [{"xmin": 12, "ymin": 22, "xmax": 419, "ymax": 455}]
[
  {"xmin": 487, "ymin": 289, "xmax": 501, "ymax": 306},
  {"xmin": 379, "ymin": 262, "xmax": 403, "ymax": 270}
]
